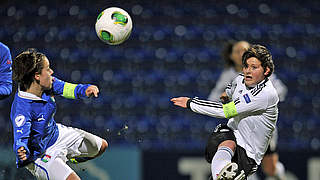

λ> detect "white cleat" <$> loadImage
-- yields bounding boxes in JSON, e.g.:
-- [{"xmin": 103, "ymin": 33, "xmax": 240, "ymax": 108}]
[
  {"xmin": 234, "ymin": 170, "xmax": 246, "ymax": 180},
  {"xmin": 217, "ymin": 162, "xmax": 238, "ymax": 180}
]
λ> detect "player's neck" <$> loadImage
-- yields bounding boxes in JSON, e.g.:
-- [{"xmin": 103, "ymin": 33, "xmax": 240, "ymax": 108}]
[{"xmin": 26, "ymin": 82, "xmax": 43, "ymax": 98}]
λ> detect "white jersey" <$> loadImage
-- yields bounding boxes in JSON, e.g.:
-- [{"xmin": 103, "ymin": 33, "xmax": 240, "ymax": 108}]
[{"xmin": 189, "ymin": 75, "xmax": 279, "ymax": 165}]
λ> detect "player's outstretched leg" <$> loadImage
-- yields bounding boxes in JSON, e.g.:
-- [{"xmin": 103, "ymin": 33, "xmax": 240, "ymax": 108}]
[{"xmin": 69, "ymin": 132, "xmax": 108, "ymax": 164}]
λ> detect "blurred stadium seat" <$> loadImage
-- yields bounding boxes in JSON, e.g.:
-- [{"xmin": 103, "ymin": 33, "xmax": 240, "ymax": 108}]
[{"xmin": 1, "ymin": 0, "xmax": 319, "ymax": 152}]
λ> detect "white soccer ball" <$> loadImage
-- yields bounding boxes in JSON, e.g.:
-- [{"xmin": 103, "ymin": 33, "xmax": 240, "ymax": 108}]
[{"xmin": 95, "ymin": 7, "xmax": 133, "ymax": 45}]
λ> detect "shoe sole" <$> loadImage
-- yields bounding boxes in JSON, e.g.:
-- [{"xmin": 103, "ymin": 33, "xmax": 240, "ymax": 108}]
[
  {"xmin": 217, "ymin": 163, "xmax": 238, "ymax": 180},
  {"xmin": 234, "ymin": 170, "xmax": 245, "ymax": 180}
]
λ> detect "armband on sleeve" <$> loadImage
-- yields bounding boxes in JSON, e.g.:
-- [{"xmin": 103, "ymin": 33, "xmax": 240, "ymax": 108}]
[
  {"xmin": 222, "ymin": 101, "xmax": 238, "ymax": 118},
  {"xmin": 62, "ymin": 82, "xmax": 77, "ymax": 99}
]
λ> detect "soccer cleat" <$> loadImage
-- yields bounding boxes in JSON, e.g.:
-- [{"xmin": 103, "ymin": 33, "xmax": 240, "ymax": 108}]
[
  {"xmin": 217, "ymin": 162, "xmax": 238, "ymax": 180},
  {"xmin": 68, "ymin": 158, "xmax": 79, "ymax": 164},
  {"xmin": 68, "ymin": 157, "xmax": 93, "ymax": 164},
  {"xmin": 234, "ymin": 170, "xmax": 246, "ymax": 180}
]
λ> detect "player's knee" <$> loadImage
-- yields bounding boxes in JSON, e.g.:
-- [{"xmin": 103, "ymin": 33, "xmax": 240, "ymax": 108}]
[
  {"xmin": 93, "ymin": 139, "xmax": 108, "ymax": 158},
  {"xmin": 99, "ymin": 139, "xmax": 108, "ymax": 153},
  {"xmin": 66, "ymin": 172, "xmax": 81, "ymax": 180},
  {"xmin": 218, "ymin": 140, "xmax": 236, "ymax": 152}
]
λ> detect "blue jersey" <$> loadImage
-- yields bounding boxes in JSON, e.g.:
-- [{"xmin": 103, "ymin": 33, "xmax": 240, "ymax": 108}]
[
  {"xmin": 0, "ymin": 42, "xmax": 12, "ymax": 99},
  {"xmin": 10, "ymin": 77, "xmax": 90, "ymax": 168}
]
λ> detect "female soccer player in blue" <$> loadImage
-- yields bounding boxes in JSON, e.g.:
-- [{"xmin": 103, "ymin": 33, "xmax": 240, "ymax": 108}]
[
  {"xmin": 0, "ymin": 42, "xmax": 12, "ymax": 100},
  {"xmin": 10, "ymin": 49, "xmax": 108, "ymax": 180}
]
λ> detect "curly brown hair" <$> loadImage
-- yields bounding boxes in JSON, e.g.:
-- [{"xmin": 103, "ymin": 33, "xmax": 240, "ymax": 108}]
[
  {"xmin": 242, "ymin": 44, "xmax": 274, "ymax": 77},
  {"xmin": 12, "ymin": 48, "xmax": 46, "ymax": 91}
]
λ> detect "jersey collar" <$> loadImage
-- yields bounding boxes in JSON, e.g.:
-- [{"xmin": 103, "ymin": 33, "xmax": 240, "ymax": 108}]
[{"xmin": 17, "ymin": 87, "xmax": 47, "ymax": 102}]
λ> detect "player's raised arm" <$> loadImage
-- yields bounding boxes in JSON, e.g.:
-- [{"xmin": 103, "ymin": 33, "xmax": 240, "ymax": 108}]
[
  {"xmin": 50, "ymin": 77, "xmax": 99, "ymax": 99},
  {"xmin": 172, "ymin": 85, "xmax": 277, "ymax": 120},
  {"xmin": 170, "ymin": 97, "xmax": 190, "ymax": 108},
  {"xmin": 171, "ymin": 97, "xmax": 226, "ymax": 118}
]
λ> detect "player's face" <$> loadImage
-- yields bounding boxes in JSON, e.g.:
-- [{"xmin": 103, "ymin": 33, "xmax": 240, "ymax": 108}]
[
  {"xmin": 38, "ymin": 57, "xmax": 54, "ymax": 90},
  {"xmin": 243, "ymin": 57, "xmax": 268, "ymax": 87}
]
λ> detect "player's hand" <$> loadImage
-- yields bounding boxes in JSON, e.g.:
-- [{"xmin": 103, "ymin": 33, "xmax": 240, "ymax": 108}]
[
  {"xmin": 220, "ymin": 92, "xmax": 230, "ymax": 104},
  {"xmin": 17, "ymin": 146, "xmax": 27, "ymax": 161},
  {"xmin": 170, "ymin": 97, "xmax": 190, "ymax": 108},
  {"xmin": 85, "ymin": 85, "xmax": 99, "ymax": 98}
]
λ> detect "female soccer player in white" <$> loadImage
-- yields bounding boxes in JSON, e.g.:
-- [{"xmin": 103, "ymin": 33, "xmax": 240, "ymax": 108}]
[
  {"xmin": 171, "ymin": 44, "xmax": 279, "ymax": 180},
  {"xmin": 208, "ymin": 41, "xmax": 287, "ymax": 102},
  {"xmin": 208, "ymin": 41, "xmax": 287, "ymax": 180},
  {"xmin": 10, "ymin": 49, "xmax": 108, "ymax": 180}
]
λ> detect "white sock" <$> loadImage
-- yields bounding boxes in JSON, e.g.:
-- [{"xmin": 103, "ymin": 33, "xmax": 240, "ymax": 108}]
[
  {"xmin": 211, "ymin": 146, "xmax": 234, "ymax": 180},
  {"xmin": 274, "ymin": 161, "xmax": 285, "ymax": 179}
]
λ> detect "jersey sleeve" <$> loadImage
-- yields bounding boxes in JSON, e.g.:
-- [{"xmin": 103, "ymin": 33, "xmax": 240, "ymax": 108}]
[
  {"xmin": 0, "ymin": 44, "xmax": 12, "ymax": 98},
  {"xmin": 51, "ymin": 76, "xmax": 90, "ymax": 99},
  {"xmin": 188, "ymin": 97, "xmax": 226, "ymax": 118},
  {"xmin": 188, "ymin": 91, "xmax": 270, "ymax": 119},
  {"xmin": 12, "ymin": 112, "xmax": 32, "ymax": 167}
]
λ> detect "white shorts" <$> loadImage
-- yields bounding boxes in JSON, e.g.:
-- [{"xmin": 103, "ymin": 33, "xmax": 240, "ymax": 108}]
[{"xmin": 25, "ymin": 123, "xmax": 103, "ymax": 180}]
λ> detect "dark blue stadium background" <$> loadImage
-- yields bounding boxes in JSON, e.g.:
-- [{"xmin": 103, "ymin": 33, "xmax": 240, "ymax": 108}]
[{"xmin": 0, "ymin": 0, "xmax": 319, "ymax": 179}]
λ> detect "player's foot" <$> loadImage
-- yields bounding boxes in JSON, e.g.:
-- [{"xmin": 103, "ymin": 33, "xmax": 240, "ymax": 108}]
[
  {"xmin": 68, "ymin": 157, "xmax": 93, "ymax": 164},
  {"xmin": 217, "ymin": 162, "xmax": 238, "ymax": 180},
  {"xmin": 234, "ymin": 170, "xmax": 245, "ymax": 180}
]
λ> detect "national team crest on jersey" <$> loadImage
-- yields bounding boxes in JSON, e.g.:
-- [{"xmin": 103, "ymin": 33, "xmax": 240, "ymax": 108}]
[
  {"xmin": 41, "ymin": 154, "xmax": 51, "ymax": 163},
  {"xmin": 243, "ymin": 94, "xmax": 251, "ymax": 103}
]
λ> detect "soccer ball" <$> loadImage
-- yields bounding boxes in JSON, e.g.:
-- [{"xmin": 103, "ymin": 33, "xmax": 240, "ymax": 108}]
[{"xmin": 95, "ymin": 7, "xmax": 133, "ymax": 45}]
